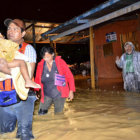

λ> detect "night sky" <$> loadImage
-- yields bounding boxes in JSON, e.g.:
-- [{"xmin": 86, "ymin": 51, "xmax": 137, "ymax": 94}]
[{"xmin": 0, "ymin": 0, "xmax": 107, "ymax": 27}]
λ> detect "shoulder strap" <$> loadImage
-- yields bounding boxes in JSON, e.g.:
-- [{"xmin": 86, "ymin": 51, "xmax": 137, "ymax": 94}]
[
  {"xmin": 0, "ymin": 79, "xmax": 15, "ymax": 91},
  {"xmin": 19, "ymin": 42, "xmax": 35, "ymax": 81},
  {"xmin": 19, "ymin": 42, "xmax": 28, "ymax": 54}
]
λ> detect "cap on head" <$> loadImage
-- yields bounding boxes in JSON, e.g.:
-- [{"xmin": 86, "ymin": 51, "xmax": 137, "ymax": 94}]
[
  {"xmin": 124, "ymin": 41, "xmax": 135, "ymax": 50},
  {"xmin": 4, "ymin": 18, "xmax": 26, "ymax": 31}
]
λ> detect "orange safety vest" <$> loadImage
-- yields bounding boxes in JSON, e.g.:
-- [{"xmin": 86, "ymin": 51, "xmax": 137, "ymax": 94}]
[{"xmin": 0, "ymin": 42, "xmax": 28, "ymax": 91}]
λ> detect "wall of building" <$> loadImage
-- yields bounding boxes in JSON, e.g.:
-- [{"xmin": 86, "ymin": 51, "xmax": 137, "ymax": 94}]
[{"xmin": 94, "ymin": 19, "xmax": 140, "ymax": 89}]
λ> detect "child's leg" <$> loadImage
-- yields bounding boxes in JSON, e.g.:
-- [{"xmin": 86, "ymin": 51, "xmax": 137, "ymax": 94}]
[
  {"xmin": 0, "ymin": 58, "xmax": 11, "ymax": 75},
  {"xmin": 8, "ymin": 59, "xmax": 40, "ymax": 89}
]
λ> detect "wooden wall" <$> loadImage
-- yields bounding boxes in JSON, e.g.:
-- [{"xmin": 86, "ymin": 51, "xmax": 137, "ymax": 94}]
[{"xmin": 93, "ymin": 18, "xmax": 140, "ymax": 89}]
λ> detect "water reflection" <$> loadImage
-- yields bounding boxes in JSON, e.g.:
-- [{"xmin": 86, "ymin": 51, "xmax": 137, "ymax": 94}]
[{"xmin": 0, "ymin": 77, "xmax": 140, "ymax": 140}]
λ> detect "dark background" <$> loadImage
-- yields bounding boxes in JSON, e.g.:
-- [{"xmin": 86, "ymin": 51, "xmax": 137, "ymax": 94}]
[
  {"xmin": 0, "ymin": 0, "xmax": 106, "ymax": 29},
  {"xmin": 0, "ymin": 0, "xmax": 106, "ymax": 65},
  {"xmin": 35, "ymin": 43, "xmax": 90, "ymax": 64}
]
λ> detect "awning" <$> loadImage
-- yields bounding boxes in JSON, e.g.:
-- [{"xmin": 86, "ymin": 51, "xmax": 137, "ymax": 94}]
[{"xmin": 41, "ymin": 0, "xmax": 140, "ymax": 42}]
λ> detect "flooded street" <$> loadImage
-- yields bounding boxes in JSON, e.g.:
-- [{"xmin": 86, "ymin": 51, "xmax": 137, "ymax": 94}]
[{"xmin": 0, "ymin": 76, "xmax": 140, "ymax": 140}]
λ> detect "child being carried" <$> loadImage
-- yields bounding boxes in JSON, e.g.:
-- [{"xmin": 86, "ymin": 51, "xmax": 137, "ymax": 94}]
[{"xmin": 0, "ymin": 36, "xmax": 40, "ymax": 100}]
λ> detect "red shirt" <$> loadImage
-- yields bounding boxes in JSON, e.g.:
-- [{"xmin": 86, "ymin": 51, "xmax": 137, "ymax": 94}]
[{"xmin": 35, "ymin": 56, "xmax": 75, "ymax": 103}]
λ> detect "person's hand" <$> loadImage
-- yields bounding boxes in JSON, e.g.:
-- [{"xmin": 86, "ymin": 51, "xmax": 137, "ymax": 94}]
[
  {"xmin": 68, "ymin": 90, "xmax": 74, "ymax": 101},
  {"xmin": 0, "ymin": 58, "xmax": 11, "ymax": 74},
  {"xmin": 35, "ymin": 89, "xmax": 41, "ymax": 100},
  {"xmin": 0, "ymin": 58, "xmax": 7, "ymax": 67}
]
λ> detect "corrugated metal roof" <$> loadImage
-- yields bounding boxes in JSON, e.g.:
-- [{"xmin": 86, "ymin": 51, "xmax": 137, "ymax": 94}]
[
  {"xmin": 41, "ymin": 0, "xmax": 140, "ymax": 43},
  {"xmin": 24, "ymin": 0, "xmax": 140, "ymax": 44},
  {"xmin": 24, "ymin": 21, "xmax": 59, "ymax": 43},
  {"xmin": 24, "ymin": 21, "xmax": 89, "ymax": 44}
]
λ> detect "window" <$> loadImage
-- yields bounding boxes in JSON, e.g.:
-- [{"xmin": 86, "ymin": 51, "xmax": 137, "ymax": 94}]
[{"xmin": 103, "ymin": 43, "xmax": 113, "ymax": 57}]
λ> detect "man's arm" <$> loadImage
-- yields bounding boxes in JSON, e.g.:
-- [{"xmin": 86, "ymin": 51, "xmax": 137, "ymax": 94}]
[{"xmin": 24, "ymin": 44, "xmax": 37, "ymax": 78}]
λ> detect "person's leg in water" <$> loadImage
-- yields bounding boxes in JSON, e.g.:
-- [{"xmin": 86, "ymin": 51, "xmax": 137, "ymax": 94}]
[
  {"xmin": 16, "ymin": 96, "xmax": 37, "ymax": 140},
  {"xmin": 0, "ymin": 58, "xmax": 40, "ymax": 89},
  {"xmin": 0, "ymin": 106, "xmax": 17, "ymax": 134}
]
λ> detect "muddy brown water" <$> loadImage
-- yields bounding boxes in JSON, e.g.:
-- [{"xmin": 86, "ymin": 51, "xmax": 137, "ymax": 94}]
[{"xmin": 0, "ymin": 76, "xmax": 140, "ymax": 140}]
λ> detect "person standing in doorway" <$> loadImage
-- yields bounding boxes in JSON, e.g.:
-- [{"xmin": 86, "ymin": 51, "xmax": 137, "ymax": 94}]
[{"xmin": 116, "ymin": 41, "xmax": 140, "ymax": 92}]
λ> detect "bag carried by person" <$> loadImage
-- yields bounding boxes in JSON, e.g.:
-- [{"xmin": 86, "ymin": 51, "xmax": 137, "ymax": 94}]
[{"xmin": 0, "ymin": 90, "xmax": 20, "ymax": 107}]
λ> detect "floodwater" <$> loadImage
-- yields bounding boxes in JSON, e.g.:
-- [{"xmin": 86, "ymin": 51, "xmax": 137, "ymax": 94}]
[{"xmin": 0, "ymin": 76, "xmax": 140, "ymax": 140}]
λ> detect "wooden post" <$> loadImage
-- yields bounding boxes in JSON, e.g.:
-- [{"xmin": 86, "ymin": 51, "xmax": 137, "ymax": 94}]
[
  {"xmin": 32, "ymin": 23, "xmax": 36, "ymax": 49},
  {"xmin": 137, "ymin": 14, "xmax": 140, "ymax": 50},
  {"xmin": 50, "ymin": 40, "xmax": 54, "ymax": 48},
  {"xmin": 89, "ymin": 26, "xmax": 95, "ymax": 89},
  {"xmin": 53, "ymin": 42, "xmax": 57, "ymax": 55},
  {"xmin": 50, "ymin": 41, "xmax": 57, "ymax": 56}
]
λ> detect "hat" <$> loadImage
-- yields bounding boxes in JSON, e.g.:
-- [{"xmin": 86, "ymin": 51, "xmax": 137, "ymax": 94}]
[{"xmin": 4, "ymin": 18, "xmax": 26, "ymax": 31}]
